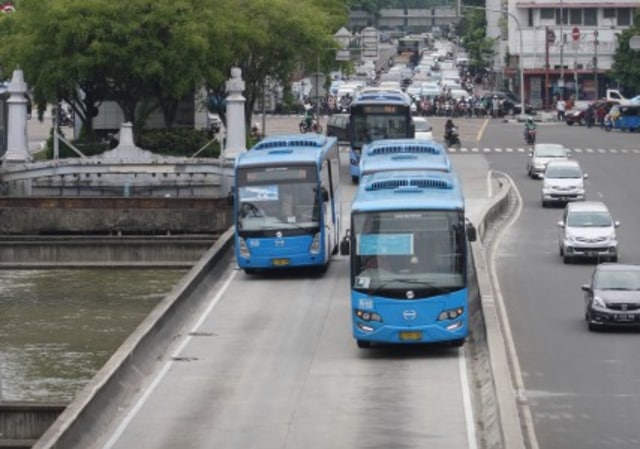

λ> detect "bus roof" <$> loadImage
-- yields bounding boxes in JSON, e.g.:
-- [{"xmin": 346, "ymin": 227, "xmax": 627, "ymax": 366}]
[
  {"xmin": 360, "ymin": 139, "xmax": 451, "ymax": 176},
  {"xmin": 236, "ymin": 134, "xmax": 337, "ymax": 167},
  {"xmin": 352, "ymin": 170, "xmax": 464, "ymax": 213}
]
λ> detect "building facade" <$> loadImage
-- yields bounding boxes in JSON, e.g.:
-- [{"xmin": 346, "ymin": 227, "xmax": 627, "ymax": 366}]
[{"xmin": 503, "ymin": 1, "xmax": 638, "ymax": 109}]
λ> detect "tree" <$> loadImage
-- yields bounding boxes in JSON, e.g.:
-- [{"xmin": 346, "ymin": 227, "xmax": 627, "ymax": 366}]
[
  {"xmin": 611, "ymin": 19, "xmax": 640, "ymax": 95},
  {"xmin": 456, "ymin": 7, "xmax": 495, "ymax": 74},
  {"xmin": 201, "ymin": 0, "xmax": 348, "ymax": 128}
]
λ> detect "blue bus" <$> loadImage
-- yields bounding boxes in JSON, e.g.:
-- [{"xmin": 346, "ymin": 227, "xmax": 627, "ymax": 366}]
[
  {"xmin": 359, "ymin": 139, "xmax": 451, "ymax": 178},
  {"xmin": 348, "ymin": 91, "xmax": 415, "ymax": 183},
  {"xmin": 340, "ymin": 170, "xmax": 477, "ymax": 348},
  {"xmin": 233, "ymin": 134, "xmax": 341, "ymax": 274}
]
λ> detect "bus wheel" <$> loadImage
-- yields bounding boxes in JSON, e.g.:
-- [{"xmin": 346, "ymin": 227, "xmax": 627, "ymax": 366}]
[
  {"xmin": 351, "ymin": 175, "xmax": 359, "ymax": 184},
  {"xmin": 356, "ymin": 339, "xmax": 371, "ymax": 349},
  {"xmin": 450, "ymin": 338, "xmax": 465, "ymax": 348},
  {"xmin": 244, "ymin": 268, "xmax": 257, "ymax": 275}
]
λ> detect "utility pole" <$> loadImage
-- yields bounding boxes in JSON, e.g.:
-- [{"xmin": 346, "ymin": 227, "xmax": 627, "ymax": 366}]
[
  {"xmin": 559, "ymin": 0, "xmax": 565, "ymax": 98},
  {"xmin": 593, "ymin": 30, "xmax": 599, "ymax": 98}
]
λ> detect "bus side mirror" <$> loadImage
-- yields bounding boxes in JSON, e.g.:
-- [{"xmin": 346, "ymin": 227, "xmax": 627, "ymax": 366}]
[
  {"xmin": 466, "ymin": 222, "xmax": 477, "ymax": 242},
  {"xmin": 409, "ymin": 122, "xmax": 416, "ymax": 137},
  {"xmin": 226, "ymin": 189, "xmax": 234, "ymax": 207},
  {"xmin": 321, "ymin": 187, "xmax": 329, "ymax": 202},
  {"xmin": 340, "ymin": 230, "xmax": 351, "ymax": 255}
]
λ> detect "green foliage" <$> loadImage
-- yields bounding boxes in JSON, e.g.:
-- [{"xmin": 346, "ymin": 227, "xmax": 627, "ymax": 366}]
[
  {"xmin": 457, "ymin": 8, "xmax": 495, "ymax": 72},
  {"xmin": 136, "ymin": 129, "xmax": 220, "ymax": 158},
  {"xmin": 611, "ymin": 24, "xmax": 640, "ymax": 94}
]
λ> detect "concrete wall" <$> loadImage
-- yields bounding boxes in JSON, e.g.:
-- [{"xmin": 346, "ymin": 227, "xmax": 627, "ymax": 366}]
[
  {"xmin": 0, "ymin": 197, "xmax": 232, "ymax": 235},
  {"xmin": 0, "ymin": 401, "xmax": 66, "ymax": 448}
]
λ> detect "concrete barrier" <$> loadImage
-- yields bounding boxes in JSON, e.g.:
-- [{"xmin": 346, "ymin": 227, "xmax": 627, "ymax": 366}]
[
  {"xmin": 32, "ymin": 227, "xmax": 236, "ymax": 449},
  {"xmin": 467, "ymin": 172, "xmax": 526, "ymax": 449}
]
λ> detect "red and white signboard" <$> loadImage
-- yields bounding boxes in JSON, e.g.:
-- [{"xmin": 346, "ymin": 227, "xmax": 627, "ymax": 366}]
[{"xmin": 572, "ymin": 27, "xmax": 580, "ymax": 41}]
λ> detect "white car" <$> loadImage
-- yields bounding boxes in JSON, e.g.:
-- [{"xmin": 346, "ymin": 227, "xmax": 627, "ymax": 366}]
[
  {"xmin": 527, "ymin": 143, "xmax": 570, "ymax": 178},
  {"xmin": 558, "ymin": 201, "xmax": 619, "ymax": 264},
  {"xmin": 412, "ymin": 116, "xmax": 433, "ymax": 140},
  {"xmin": 541, "ymin": 159, "xmax": 587, "ymax": 207}
]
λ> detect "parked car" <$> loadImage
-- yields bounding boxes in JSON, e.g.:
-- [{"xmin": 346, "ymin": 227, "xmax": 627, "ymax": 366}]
[
  {"xmin": 527, "ymin": 143, "xmax": 570, "ymax": 178},
  {"xmin": 326, "ymin": 113, "xmax": 350, "ymax": 143},
  {"xmin": 565, "ymin": 100, "xmax": 592, "ymax": 126},
  {"xmin": 412, "ymin": 116, "xmax": 433, "ymax": 140},
  {"xmin": 558, "ymin": 201, "xmax": 619, "ymax": 264},
  {"xmin": 541, "ymin": 159, "xmax": 587, "ymax": 207},
  {"xmin": 582, "ymin": 263, "xmax": 640, "ymax": 331}
]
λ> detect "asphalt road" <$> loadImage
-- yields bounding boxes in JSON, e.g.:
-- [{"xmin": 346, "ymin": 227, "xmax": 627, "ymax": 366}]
[{"xmin": 479, "ymin": 118, "xmax": 640, "ymax": 449}]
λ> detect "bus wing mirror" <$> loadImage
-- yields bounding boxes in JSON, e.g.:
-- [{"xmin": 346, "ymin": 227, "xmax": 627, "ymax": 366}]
[
  {"xmin": 321, "ymin": 187, "xmax": 329, "ymax": 202},
  {"xmin": 466, "ymin": 222, "xmax": 477, "ymax": 242},
  {"xmin": 226, "ymin": 189, "xmax": 234, "ymax": 207},
  {"xmin": 340, "ymin": 230, "xmax": 351, "ymax": 255}
]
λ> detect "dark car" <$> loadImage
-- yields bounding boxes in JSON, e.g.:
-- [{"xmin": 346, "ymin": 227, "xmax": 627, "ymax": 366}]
[
  {"xmin": 482, "ymin": 91, "xmax": 534, "ymax": 116},
  {"xmin": 582, "ymin": 263, "xmax": 640, "ymax": 331},
  {"xmin": 564, "ymin": 100, "xmax": 592, "ymax": 126},
  {"xmin": 326, "ymin": 113, "xmax": 350, "ymax": 143}
]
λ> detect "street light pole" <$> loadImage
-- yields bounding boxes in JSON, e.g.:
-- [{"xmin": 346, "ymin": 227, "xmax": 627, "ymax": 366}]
[
  {"xmin": 559, "ymin": 0, "xmax": 564, "ymax": 96},
  {"xmin": 464, "ymin": 5, "xmax": 526, "ymax": 118}
]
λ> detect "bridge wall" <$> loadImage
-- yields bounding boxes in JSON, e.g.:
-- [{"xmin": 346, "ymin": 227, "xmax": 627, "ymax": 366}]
[{"xmin": 0, "ymin": 197, "xmax": 232, "ymax": 235}]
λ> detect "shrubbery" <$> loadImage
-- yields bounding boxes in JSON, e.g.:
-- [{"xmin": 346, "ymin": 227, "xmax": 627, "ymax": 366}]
[{"xmin": 43, "ymin": 128, "xmax": 221, "ymax": 159}]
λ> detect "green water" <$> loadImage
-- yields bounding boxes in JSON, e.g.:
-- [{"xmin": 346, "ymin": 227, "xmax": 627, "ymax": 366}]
[{"xmin": 0, "ymin": 269, "xmax": 187, "ymax": 402}]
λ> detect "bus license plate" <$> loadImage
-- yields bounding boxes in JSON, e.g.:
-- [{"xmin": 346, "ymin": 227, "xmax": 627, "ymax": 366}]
[
  {"xmin": 399, "ymin": 331, "xmax": 422, "ymax": 341},
  {"xmin": 272, "ymin": 258, "xmax": 290, "ymax": 266}
]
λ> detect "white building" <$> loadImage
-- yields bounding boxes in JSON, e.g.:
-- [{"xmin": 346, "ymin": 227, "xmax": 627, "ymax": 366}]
[{"xmin": 497, "ymin": 0, "xmax": 638, "ymax": 108}]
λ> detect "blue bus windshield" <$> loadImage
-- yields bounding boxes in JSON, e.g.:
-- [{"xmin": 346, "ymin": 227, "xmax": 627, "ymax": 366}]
[
  {"xmin": 351, "ymin": 111, "xmax": 412, "ymax": 149},
  {"xmin": 351, "ymin": 209, "xmax": 465, "ymax": 298},
  {"xmin": 236, "ymin": 165, "xmax": 320, "ymax": 233}
]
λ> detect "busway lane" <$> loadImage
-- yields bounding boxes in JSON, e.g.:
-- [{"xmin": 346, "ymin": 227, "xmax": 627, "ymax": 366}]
[{"xmin": 93, "ymin": 146, "xmax": 477, "ymax": 449}]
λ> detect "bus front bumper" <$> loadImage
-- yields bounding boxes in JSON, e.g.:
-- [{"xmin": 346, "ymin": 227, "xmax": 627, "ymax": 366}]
[{"xmin": 353, "ymin": 320, "xmax": 467, "ymax": 344}]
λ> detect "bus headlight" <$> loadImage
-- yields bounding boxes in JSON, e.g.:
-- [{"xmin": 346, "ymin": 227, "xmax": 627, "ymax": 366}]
[
  {"xmin": 355, "ymin": 309, "xmax": 382, "ymax": 322},
  {"xmin": 238, "ymin": 237, "xmax": 251, "ymax": 258},
  {"xmin": 437, "ymin": 307, "xmax": 464, "ymax": 321},
  {"xmin": 310, "ymin": 232, "xmax": 321, "ymax": 254}
]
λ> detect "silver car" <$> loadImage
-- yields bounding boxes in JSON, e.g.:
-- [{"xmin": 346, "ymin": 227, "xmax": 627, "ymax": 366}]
[
  {"xmin": 541, "ymin": 159, "xmax": 587, "ymax": 207},
  {"xmin": 527, "ymin": 143, "xmax": 570, "ymax": 178},
  {"xmin": 558, "ymin": 201, "xmax": 619, "ymax": 264}
]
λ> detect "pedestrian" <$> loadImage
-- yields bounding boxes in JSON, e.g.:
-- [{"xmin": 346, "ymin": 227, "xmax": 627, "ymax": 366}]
[
  {"xmin": 556, "ymin": 97, "xmax": 566, "ymax": 121},
  {"xmin": 584, "ymin": 105, "xmax": 594, "ymax": 128}
]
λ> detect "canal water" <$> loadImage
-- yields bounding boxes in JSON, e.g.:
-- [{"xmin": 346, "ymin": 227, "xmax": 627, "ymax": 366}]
[{"xmin": 0, "ymin": 268, "xmax": 187, "ymax": 402}]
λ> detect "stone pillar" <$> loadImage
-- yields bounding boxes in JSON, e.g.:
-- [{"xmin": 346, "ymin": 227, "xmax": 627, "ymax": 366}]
[
  {"xmin": 4, "ymin": 69, "xmax": 29, "ymax": 163},
  {"xmin": 224, "ymin": 67, "xmax": 246, "ymax": 160}
]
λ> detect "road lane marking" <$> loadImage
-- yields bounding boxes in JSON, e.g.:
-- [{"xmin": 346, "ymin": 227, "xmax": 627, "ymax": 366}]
[
  {"xmin": 476, "ymin": 118, "xmax": 490, "ymax": 141},
  {"xmin": 460, "ymin": 347, "xmax": 478, "ymax": 449},
  {"xmin": 102, "ymin": 269, "xmax": 239, "ymax": 449}
]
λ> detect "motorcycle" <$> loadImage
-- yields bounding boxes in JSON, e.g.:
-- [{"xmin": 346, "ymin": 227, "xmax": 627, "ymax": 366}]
[
  {"xmin": 524, "ymin": 128, "xmax": 536, "ymax": 145},
  {"xmin": 299, "ymin": 118, "xmax": 323, "ymax": 134},
  {"xmin": 444, "ymin": 127, "xmax": 460, "ymax": 148}
]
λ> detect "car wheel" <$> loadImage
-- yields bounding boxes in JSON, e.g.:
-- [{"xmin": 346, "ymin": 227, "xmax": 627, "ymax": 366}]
[
  {"xmin": 559, "ymin": 245, "xmax": 564, "ymax": 256},
  {"xmin": 356, "ymin": 339, "xmax": 371, "ymax": 349},
  {"xmin": 610, "ymin": 255, "xmax": 618, "ymax": 263},
  {"xmin": 587, "ymin": 321, "xmax": 600, "ymax": 332},
  {"xmin": 542, "ymin": 200, "xmax": 548, "ymax": 208},
  {"xmin": 567, "ymin": 121, "xmax": 574, "ymax": 126},
  {"xmin": 563, "ymin": 254, "xmax": 572, "ymax": 264}
]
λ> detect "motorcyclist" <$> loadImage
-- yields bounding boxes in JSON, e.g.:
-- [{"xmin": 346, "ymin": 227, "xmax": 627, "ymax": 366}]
[
  {"xmin": 444, "ymin": 119, "xmax": 456, "ymax": 142},
  {"xmin": 524, "ymin": 117, "xmax": 537, "ymax": 143},
  {"xmin": 303, "ymin": 102, "xmax": 315, "ymax": 129}
]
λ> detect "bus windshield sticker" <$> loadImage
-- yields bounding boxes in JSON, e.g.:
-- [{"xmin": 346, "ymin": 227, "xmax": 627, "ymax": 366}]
[
  {"xmin": 238, "ymin": 185, "xmax": 279, "ymax": 202},
  {"xmin": 355, "ymin": 277, "xmax": 371, "ymax": 289},
  {"xmin": 357, "ymin": 233, "xmax": 414, "ymax": 256}
]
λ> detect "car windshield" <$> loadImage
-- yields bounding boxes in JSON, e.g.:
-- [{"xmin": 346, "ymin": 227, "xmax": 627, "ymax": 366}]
[
  {"xmin": 567, "ymin": 211, "xmax": 612, "ymax": 227},
  {"xmin": 594, "ymin": 270, "xmax": 640, "ymax": 290},
  {"xmin": 546, "ymin": 166, "xmax": 582, "ymax": 178},
  {"xmin": 536, "ymin": 146, "xmax": 566, "ymax": 157}
]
